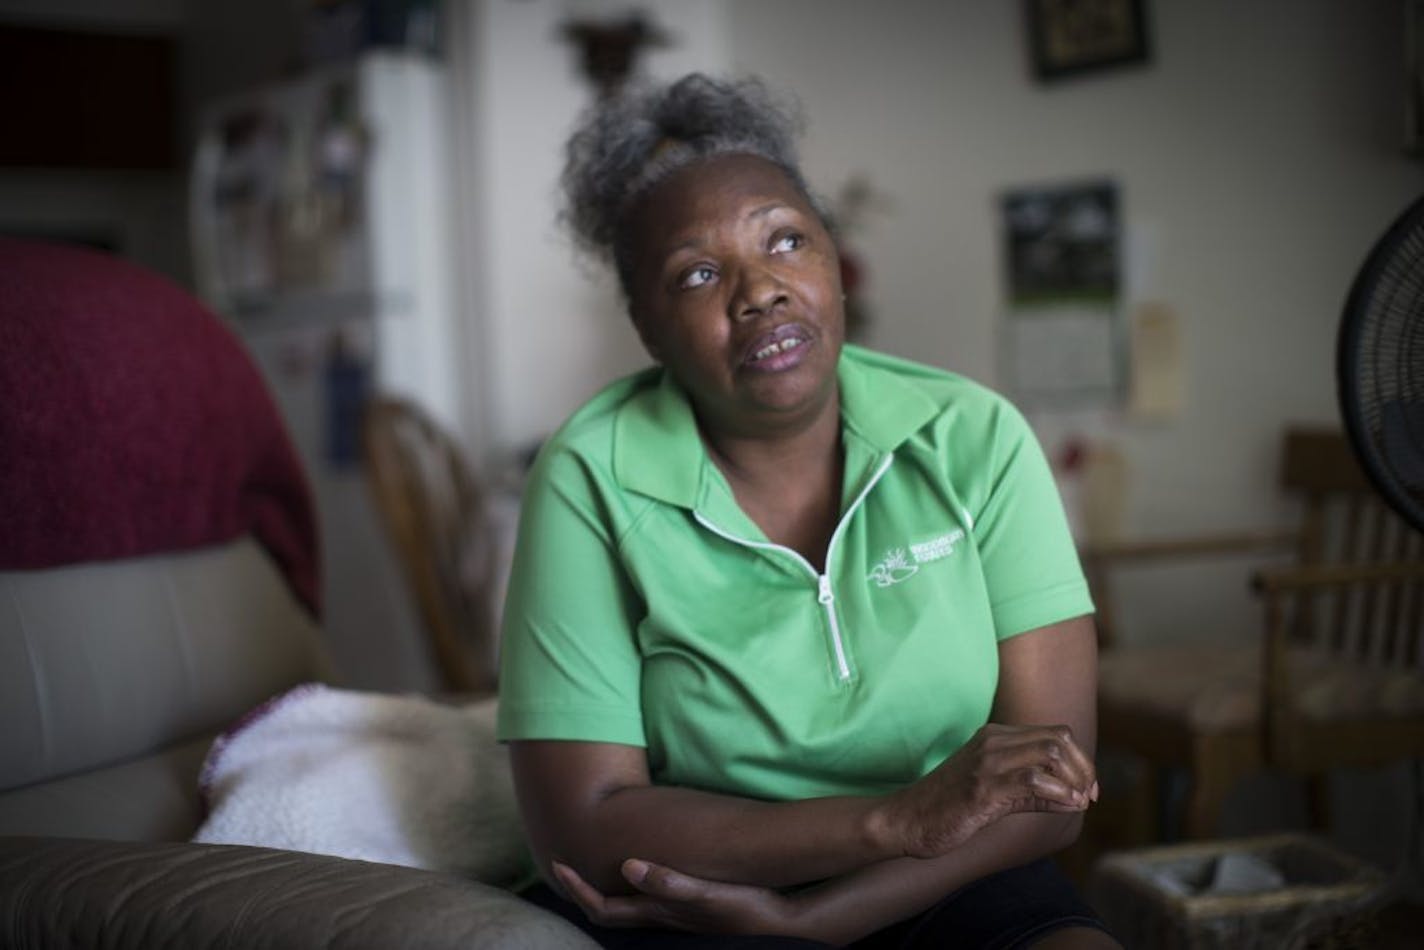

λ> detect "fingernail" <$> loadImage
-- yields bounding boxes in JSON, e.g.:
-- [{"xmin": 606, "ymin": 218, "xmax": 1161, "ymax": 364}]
[
  {"xmin": 1090, "ymin": 781, "xmax": 1100, "ymax": 802},
  {"xmin": 551, "ymin": 860, "xmax": 571, "ymax": 879},
  {"xmin": 622, "ymin": 858, "xmax": 650, "ymax": 883}
]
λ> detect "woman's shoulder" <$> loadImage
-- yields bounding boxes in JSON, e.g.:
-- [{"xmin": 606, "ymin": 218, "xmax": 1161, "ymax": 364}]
[
  {"xmin": 522, "ymin": 365, "xmax": 679, "ymax": 506},
  {"xmin": 841, "ymin": 344, "xmax": 1027, "ymax": 437},
  {"xmin": 537, "ymin": 365, "xmax": 662, "ymax": 454}
]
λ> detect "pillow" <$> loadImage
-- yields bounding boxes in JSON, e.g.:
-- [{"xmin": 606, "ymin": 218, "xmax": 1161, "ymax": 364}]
[{"xmin": 194, "ymin": 684, "xmax": 529, "ymax": 887}]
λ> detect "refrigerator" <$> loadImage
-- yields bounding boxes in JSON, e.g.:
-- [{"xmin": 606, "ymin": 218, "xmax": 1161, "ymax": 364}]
[{"xmin": 190, "ymin": 50, "xmax": 460, "ymax": 692}]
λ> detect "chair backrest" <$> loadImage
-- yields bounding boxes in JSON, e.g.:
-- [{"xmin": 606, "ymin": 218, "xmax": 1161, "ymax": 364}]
[
  {"xmin": 363, "ymin": 398, "xmax": 498, "ymax": 694},
  {"xmin": 1279, "ymin": 426, "xmax": 1424, "ymax": 667}
]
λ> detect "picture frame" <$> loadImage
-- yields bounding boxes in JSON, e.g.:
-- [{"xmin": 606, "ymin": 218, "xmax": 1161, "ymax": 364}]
[
  {"xmin": 1026, "ymin": 0, "xmax": 1152, "ymax": 82},
  {"xmin": 999, "ymin": 179, "xmax": 1126, "ymax": 408}
]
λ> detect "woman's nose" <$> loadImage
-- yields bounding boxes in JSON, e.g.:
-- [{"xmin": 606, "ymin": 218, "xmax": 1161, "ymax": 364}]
[{"xmin": 729, "ymin": 266, "xmax": 788, "ymax": 322}]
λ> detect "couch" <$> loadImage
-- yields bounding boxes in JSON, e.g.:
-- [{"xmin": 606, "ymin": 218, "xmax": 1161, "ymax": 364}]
[{"xmin": 0, "ymin": 238, "xmax": 596, "ymax": 949}]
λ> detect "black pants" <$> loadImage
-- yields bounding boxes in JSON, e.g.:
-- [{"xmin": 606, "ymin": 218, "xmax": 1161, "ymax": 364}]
[{"xmin": 521, "ymin": 858, "xmax": 1113, "ymax": 949}]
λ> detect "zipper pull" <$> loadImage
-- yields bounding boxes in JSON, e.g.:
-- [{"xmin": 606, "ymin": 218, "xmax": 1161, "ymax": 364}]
[{"xmin": 817, "ymin": 574, "xmax": 834, "ymax": 605}]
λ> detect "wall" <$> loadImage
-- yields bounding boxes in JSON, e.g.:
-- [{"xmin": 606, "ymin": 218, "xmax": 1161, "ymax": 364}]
[
  {"xmin": 714, "ymin": 0, "xmax": 1423, "ymax": 865},
  {"xmin": 10, "ymin": 0, "xmax": 1418, "ymax": 672},
  {"xmin": 8, "ymin": 0, "xmax": 1422, "ymax": 860},
  {"xmin": 454, "ymin": 0, "xmax": 731, "ymax": 462},
  {"xmin": 460, "ymin": 0, "xmax": 1422, "ymax": 648},
  {"xmin": 726, "ymin": 0, "xmax": 1421, "ymax": 648},
  {"xmin": 722, "ymin": 0, "xmax": 1417, "ymax": 542}
]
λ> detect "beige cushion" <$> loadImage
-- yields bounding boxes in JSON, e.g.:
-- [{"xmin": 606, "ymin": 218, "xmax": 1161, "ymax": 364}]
[
  {"xmin": 1099, "ymin": 642, "xmax": 1424, "ymax": 732},
  {"xmin": 0, "ymin": 538, "xmax": 329, "ymax": 805},
  {"xmin": 0, "ymin": 736, "xmax": 211, "ymax": 841}
]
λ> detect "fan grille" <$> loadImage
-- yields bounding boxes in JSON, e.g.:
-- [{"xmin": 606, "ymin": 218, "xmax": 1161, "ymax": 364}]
[{"xmin": 1338, "ymin": 196, "xmax": 1424, "ymax": 533}]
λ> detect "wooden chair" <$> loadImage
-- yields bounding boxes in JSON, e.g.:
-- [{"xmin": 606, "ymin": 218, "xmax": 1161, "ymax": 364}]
[
  {"xmin": 1087, "ymin": 427, "xmax": 1424, "ymax": 842},
  {"xmin": 363, "ymin": 397, "xmax": 499, "ymax": 694}
]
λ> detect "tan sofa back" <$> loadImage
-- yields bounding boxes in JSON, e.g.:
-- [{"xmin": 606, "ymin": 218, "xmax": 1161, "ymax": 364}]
[{"xmin": 0, "ymin": 537, "xmax": 329, "ymax": 841}]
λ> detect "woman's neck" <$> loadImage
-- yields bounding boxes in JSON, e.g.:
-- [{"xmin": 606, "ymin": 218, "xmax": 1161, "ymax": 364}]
[
  {"xmin": 699, "ymin": 387, "xmax": 842, "ymax": 491},
  {"xmin": 698, "ymin": 390, "xmax": 845, "ymax": 567}
]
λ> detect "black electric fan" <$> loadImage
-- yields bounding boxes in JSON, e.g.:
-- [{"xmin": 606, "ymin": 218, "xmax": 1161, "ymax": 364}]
[
  {"xmin": 1337, "ymin": 197, "xmax": 1424, "ymax": 889},
  {"xmin": 1337, "ymin": 195, "xmax": 1424, "ymax": 534}
]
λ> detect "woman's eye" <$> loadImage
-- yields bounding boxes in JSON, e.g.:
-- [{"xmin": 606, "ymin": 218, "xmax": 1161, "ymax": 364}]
[
  {"xmin": 771, "ymin": 232, "xmax": 804, "ymax": 253},
  {"xmin": 678, "ymin": 265, "xmax": 716, "ymax": 290}
]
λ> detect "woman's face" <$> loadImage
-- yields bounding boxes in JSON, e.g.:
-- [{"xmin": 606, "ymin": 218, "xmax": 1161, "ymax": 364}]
[{"xmin": 625, "ymin": 153, "xmax": 845, "ymax": 437}]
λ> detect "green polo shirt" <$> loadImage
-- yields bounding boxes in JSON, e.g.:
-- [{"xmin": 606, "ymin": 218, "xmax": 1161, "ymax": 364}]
[{"xmin": 496, "ymin": 345, "xmax": 1092, "ymax": 803}]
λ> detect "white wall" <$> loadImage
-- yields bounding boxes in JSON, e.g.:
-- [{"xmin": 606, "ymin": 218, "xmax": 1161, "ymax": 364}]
[
  {"xmin": 454, "ymin": 0, "xmax": 731, "ymax": 461},
  {"xmin": 709, "ymin": 0, "xmax": 1421, "ymax": 862},
  {"xmin": 727, "ymin": 0, "xmax": 1417, "ymax": 524},
  {"xmin": 458, "ymin": 0, "xmax": 1420, "ymax": 647},
  {"xmin": 728, "ymin": 0, "xmax": 1420, "ymax": 647},
  {"xmin": 15, "ymin": 0, "xmax": 1411, "ymax": 663}
]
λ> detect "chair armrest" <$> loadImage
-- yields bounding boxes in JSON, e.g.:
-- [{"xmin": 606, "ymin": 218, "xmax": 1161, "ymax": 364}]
[
  {"xmin": 1081, "ymin": 529, "xmax": 1299, "ymax": 648},
  {"xmin": 1251, "ymin": 561, "xmax": 1424, "ymax": 594},
  {"xmin": 0, "ymin": 836, "xmax": 598, "ymax": 950},
  {"xmin": 1081, "ymin": 529, "xmax": 1300, "ymax": 565}
]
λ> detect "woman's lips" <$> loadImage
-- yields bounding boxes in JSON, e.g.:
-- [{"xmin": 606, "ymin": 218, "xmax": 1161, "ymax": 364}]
[{"xmin": 741, "ymin": 323, "xmax": 812, "ymax": 372}]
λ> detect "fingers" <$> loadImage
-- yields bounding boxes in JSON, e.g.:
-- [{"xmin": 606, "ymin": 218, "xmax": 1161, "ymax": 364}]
[
  {"xmin": 894, "ymin": 723, "xmax": 1103, "ymax": 858},
  {"xmin": 552, "ymin": 861, "xmax": 609, "ymax": 916},
  {"xmin": 953, "ymin": 724, "xmax": 1099, "ymax": 820},
  {"xmin": 1048, "ymin": 724, "xmax": 1099, "ymax": 799},
  {"xmin": 622, "ymin": 858, "xmax": 704, "ymax": 900},
  {"xmin": 554, "ymin": 858, "xmax": 736, "ymax": 932},
  {"xmin": 978, "ymin": 723, "xmax": 1098, "ymax": 800},
  {"xmin": 554, "ymin": 860, "xmax": 672, "ymax": 929},
  {"xmin": 1013, "ymin": 765, "xmax": 1091, "ymax": 811}
]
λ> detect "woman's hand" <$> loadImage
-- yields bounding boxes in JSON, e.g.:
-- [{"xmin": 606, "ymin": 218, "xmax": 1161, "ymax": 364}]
[
  {"xmin": 552, "ymin": 858, "xmax": 800, "ymax": 937},
  {"xmin": 875, "ymin": 722, "xmax": 1099, "ymax": 859}
]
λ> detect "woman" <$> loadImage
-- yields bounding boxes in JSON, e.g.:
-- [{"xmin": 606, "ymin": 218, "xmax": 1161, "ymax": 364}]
[{"xmin": 496, "ymin": 74, "xmax": 1120, "ymax": 949}]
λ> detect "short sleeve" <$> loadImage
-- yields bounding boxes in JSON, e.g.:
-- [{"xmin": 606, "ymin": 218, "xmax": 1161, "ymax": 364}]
[
  {"xmin": 970, "ymin": 402, "xmax": 1094, "ymax": 640},
  {"xmin": 495, "ymin": 448, "xmax": 647, "ymax": 745}
]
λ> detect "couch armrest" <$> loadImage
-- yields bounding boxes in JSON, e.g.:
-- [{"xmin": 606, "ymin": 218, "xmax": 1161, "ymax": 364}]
[{"xmin": 0, "ymin": 837, "xmax": 598, "ymax": 950}]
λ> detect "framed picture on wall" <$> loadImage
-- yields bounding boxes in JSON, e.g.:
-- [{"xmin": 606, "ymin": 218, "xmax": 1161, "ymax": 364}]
[
  {"xmin": 999, "ymin": 179, "xmax": 1126, "ymax": 407},
  {"xmin": 1026, "ymin": 0, "xmax": 1152, "ymax": 82}
]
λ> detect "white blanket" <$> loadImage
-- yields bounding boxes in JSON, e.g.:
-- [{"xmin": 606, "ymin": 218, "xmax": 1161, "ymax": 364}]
[{"xmin": 193, "ymin": 683, "xmax": 529, "ymax": 886}]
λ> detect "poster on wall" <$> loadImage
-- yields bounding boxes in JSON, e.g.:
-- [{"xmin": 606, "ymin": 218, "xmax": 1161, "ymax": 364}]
[{"xmin": 999, "ymin": 179, "xmax": 1125, "ymax": 407}]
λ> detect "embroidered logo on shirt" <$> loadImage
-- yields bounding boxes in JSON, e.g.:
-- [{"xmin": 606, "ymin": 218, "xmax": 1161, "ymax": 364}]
[
  {"xmin": 867, "ymin": 548, "xmax": 917, "ymax": 587},
  {"xmin": 910, "ymin": 529, "xmax": 964, "ymax": 564},
  {"xmin": 867, "ymin": 530, "xmax": 965, "ymax": 588}
]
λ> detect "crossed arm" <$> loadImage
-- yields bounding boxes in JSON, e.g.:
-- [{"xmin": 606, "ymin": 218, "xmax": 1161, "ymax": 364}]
[{"xmin": 509, "ymin": 614, "xmax": 1099, "ymax": 945}]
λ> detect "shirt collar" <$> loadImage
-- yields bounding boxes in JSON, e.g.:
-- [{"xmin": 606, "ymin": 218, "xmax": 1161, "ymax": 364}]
[
  {"xmin": 837, "ymin": 344, "xmax": 941, "ymax": 453},
  {"xmin": 612, "ymin": 370, "xmax": 705, "ymax": 507},
  {"xmin": 612, "ymin": 345, "xmax": 941, "ymax": 508}
]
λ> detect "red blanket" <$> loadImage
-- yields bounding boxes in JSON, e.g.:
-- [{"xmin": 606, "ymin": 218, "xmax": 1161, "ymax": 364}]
[{"xmin": 0, "ymin": 238, "xmax": 319, "ymax": 616}]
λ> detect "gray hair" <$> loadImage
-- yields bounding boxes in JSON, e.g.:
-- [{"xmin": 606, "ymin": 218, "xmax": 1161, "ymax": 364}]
[{"xmin": 560, "ymin": 73, "xmax": 821, "ymax": 295}]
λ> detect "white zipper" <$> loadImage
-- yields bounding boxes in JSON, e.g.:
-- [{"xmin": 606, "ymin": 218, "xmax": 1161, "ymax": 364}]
[{"xmin": 693, "ymin": 453, "xmax": 894, "ymax": 682}]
